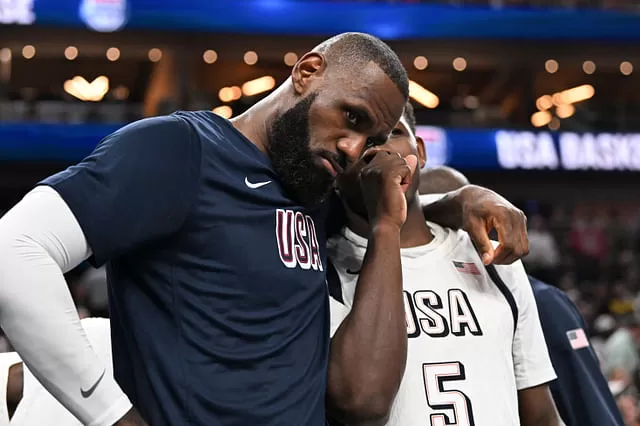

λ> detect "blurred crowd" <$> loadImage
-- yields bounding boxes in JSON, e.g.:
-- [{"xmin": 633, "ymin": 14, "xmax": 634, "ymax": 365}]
[{"xmin": 523, "ymin": 203, "xmax": 640, "ymax": 425}]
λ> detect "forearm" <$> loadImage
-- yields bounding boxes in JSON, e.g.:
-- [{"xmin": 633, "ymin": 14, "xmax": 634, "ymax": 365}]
[
  {"xmin": 0, "ymin": 188, "xmax": 132, "ymax": 426},
  {"xmin": 327, "ymin": 223, "xmax": 406, "ymax": 425},
  {"xmin": 421, "ymin": 187, "xmax": 465, "ymax": 230},
  {"xmin": 519, "ymin": 385, "xmax": 562, "ymax": 426}
]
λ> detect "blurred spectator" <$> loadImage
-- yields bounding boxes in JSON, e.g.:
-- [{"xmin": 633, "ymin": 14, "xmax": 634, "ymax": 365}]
[
  {"xmin": 524, "ymin": 214, "xmax": 560, "ymax": 284},
  {"xmin": 617, "ymin": 393, "xmax": 640, "ymax": 426},
  {"xmin": 569, "ymin": 210, "xmax": 609, "ymax": 282},
  {"xmin": 605, "ymin": 314, "xmax": 640, "ymax": 390}
]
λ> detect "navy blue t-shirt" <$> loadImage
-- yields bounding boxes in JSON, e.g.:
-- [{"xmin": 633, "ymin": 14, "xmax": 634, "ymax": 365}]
[
  {"xmin": 41, "ymin": 111, "xmax": 330, "ymax": 425},
  {"xmin": 530, "ymin": 277, "xmax": 624, "ymax": 426}
]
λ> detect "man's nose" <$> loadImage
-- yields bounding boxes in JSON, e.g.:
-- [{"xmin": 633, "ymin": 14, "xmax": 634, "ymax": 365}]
[{"xmin": 336, "ymin": 135, "xmax": 368, "ymax": 164}]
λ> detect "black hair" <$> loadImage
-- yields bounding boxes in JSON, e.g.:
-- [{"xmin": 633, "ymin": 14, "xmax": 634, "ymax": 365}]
[{"xmin": 313, "ymin": 32, "xmax": 409, "ymax": 100}]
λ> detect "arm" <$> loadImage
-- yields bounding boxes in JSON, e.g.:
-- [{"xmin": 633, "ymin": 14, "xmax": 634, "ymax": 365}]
[
  {"xmin": 519, "ymin": 384, "xmax": 562, "ymax": 426},
  {"xmin": 326, "ymin": 150, "xmax": 417, "ymax": 425},
  {"xmin": 0, "ymin": 115, "xmax": 200, "ymax": 425},
  {"xmin": 0, "ymin": 187, "xmax": 135, "ymax": 426},
  {"xmin": 327, "ymin": 224, "xmax": 405, "ymax": 425},
  {"xmin": 421, "ymin": 185, "xmax": 529, "ymax": 265}
]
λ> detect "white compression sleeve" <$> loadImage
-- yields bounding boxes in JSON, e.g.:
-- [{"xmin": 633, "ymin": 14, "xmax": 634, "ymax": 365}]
[{"xmin": 0, "ymin": 186, "xmax": 132, "ymax": 426}]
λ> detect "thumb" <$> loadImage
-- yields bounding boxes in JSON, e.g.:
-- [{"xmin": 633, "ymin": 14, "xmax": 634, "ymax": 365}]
[
  {"xmin": 400, "ymin": 154, "xmax": 418, "ymax": 193},
  {"xmin": 468, "ymin": 218, "xmax": 495, "ymax": 265},
  {"xmin": 404, "ymin": 154, "xmax": 418, "ymax": 176}
]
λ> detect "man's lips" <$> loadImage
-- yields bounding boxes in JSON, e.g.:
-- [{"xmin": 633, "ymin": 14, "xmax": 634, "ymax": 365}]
[{"xmin": 317, "ymin": 154, "xmax": 344, "ymax": 177}]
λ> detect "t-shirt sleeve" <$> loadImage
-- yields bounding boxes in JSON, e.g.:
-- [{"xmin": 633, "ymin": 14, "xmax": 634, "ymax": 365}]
[
  {"xmin": 40, "ymin": 114, "xmax": 202, "ymax": 267},
  {"xmin": 499, "ymin": 261, "xmax": 557, "ymax": 390}
]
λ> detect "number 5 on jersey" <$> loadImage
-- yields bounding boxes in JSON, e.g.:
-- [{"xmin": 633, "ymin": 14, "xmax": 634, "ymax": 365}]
[{"xmin": 423, "ymin": 362, "xmax": 475, "ymax": 426}]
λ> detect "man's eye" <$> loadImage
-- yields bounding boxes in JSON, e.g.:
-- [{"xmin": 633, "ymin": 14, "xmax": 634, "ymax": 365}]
[
  {"xmin": 346, "ymin": 110, "xmax": 359, "ymax": 126},
  {"xmin": 391, "ymin": 128, "xmax": 403, "ymax": 136}
]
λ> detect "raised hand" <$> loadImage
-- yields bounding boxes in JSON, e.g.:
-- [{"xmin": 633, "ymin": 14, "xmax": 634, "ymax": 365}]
[{"xmin": 358, "ymin": 149, "xmax": 418, "ymax": 231}]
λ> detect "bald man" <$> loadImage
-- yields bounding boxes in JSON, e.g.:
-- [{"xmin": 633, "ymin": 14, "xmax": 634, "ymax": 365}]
[
  {"xmin": 419, "ymin": 165, "xmax": 624, "ymax": 426},
  {"xmin": 419, "ymin": 166, "xmax": 468, "ymax": 195}
]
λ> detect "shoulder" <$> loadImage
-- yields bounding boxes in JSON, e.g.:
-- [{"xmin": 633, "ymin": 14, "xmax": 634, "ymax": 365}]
[
  {"xmin": 529, "ymin": 278, "xmax": 580, "ymax": 324},
  {"xmin": 530, "ymin": 278, "xmax": 572, "ymax": 311},
  {"xmin": 426, "ymin": 221, "xmax": 472, "ymax": 256},
  {"xmin": 110, "ymin": 113, "xmax": 191, "ymax": 141}
]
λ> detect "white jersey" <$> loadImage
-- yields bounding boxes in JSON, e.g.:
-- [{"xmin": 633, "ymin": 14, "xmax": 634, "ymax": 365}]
[
  {"xmin": 0, "ymin": 318, "xmax": 112, "ymax": 426},
  {"xmin": 328, "ymin": 223, "xmax": 556, "ymax": 426}
]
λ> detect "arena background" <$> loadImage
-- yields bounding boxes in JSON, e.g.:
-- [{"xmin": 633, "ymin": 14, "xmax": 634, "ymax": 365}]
[{"xmin": 1, "ymin": 0, "xmax": 640, "ymax": 423}]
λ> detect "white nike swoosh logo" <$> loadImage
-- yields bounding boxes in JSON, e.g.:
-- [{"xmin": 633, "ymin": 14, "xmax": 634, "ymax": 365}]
[{"xmin": 245, "ymin": 177, "xmax": 272, "ymax": 189}]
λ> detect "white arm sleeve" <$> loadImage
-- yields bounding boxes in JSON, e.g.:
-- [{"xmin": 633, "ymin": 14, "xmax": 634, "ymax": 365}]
[{"xmin": 0, "ymin": 186, "xmax": 132, "ymax": 426}]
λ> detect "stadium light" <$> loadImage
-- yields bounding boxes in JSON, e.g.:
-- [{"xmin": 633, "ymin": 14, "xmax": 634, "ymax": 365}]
[
  {"xmin": 218, "ymin": 87, "xmax": 233, "ymax": 103},
  {"xmin": 545, "ymin": 59, "xmax": 559, "ymax": 73},
  {"xmin": 213, "ymin": 105, "xmax": 233, "ymax": 119},
  {"xmin": 453, "ymin": 57, "xmax": 467, "ymax": 72},
  {"xmin": 0, "ymin": 48, "xmax": 11, "ymax": 63},
  {"xmin": 582, "ymin": 60, "xmax": 596, "ymax": 75},
  {"xmin": 413, "ymin": 56, "xmax": 428, "ymax": 71},
  {"xmin": 148, "ymin": 48, "xmax": 162, "ymax": 63},
  {"xmin": 64, "ymin": 76, "xmax": 109, "ymax": 102},
  {"xmin": 244, "ymin": 51, "xmax": 258, "ymax": 65},
  {"xmin": 242, "ymin": 76, "xmax": 276, "ymax": 97},
  {"xmin": 558, "ymin": 84, "xmax": 594, "ymax": 105},
  {"xmin": 203, "ymin": 50, "xmax": 218, "ymax": 64},
  {"xmin": 620, "ymin": 61, "xmax": 633, "ymax": 75},
  {"xmin": 556, "ymin": 104, "xmax": 575, "ymax": 119},
  {"xmin": 22, "ymin": 45, "xmax": 35, "ymax": 59},
  {"xmin": 536, "ymin": 95, "xmax": 553, "ymax": 111},
  {"xmin": 65, "ymin": 46, "xmax": 78, "ymax": 61},
  {"xmin": 531, "ymin": 110, "xmax": 552, "ymax": 127},
  {"xmin": 408, "ymin": 80, "xmax": 439, "ymax": 109},
  {"xmin": 284, "ymin": 52, "xmax": 298, "ymax": 67},
  {"xmin": 106, "ymin": 47, "xmax": 120, "ymax": 61}
]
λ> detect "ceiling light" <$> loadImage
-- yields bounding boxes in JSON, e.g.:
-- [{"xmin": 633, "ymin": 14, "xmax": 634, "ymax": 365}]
[{"xmin": 242, "ymin": 76, "xmax": 276, "ymax": 97}]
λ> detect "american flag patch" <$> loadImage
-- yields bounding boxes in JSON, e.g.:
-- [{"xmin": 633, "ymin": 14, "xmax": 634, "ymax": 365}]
[
  {"xmin": 452, "ymin": 261, "xmax": 481, "ymax": 275},
  {"xmin": 566, "ymin": 328, "xmax": 589, "ymax": 350}
]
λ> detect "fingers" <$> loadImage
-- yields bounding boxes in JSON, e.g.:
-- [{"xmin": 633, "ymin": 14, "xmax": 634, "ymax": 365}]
[
  {"xmin": 466, "ymin": 216, "xmax": 495, "ymax": 265},
  {"xmin": 491, "ymin": 210, "xmax": 529, "ymax": 265}
]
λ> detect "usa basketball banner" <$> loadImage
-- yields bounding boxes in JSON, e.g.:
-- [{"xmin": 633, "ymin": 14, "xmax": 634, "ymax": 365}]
[{"xmin": 2, "ymin": 122, "xmax": 639, "ymax": 172}]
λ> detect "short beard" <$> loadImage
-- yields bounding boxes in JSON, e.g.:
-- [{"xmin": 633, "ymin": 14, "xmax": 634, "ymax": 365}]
[{"xmin": 267, "ymin": 93, "xmax": 334, "ymax": 209}]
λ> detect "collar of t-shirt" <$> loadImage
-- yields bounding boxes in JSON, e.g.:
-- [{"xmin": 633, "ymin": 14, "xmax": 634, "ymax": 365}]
[{"xmin": 341, "ymin": 222, "xmax": 454, "ymax": 260}]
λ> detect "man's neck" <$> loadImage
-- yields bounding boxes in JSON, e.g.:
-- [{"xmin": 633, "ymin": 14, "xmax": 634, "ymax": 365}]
[
  {"xmin": 230, "ymin": 81, "xmax": 293, "ymax": 155},
  {"xmin": 345, "ymin": 198, "xmax": 434, "ymax": 248}
]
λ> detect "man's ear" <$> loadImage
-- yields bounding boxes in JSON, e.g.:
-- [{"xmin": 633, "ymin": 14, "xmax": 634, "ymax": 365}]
[
  {"xmin": 416, "ymin": 136, "xmax": 427, "ymax": 169},
  {"xmin": 291, "ymin": 52, "xmax": 325, "ymax": 96}
]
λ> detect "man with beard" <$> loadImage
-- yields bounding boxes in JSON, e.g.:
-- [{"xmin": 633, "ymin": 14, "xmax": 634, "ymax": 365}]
[
  {"xmin": 328, "ymin": 105, "xmax": 561, "ymax": 426},
  {"xmin": 0, "ymin": 33, "xmax": 527, "ymax": 426}
]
